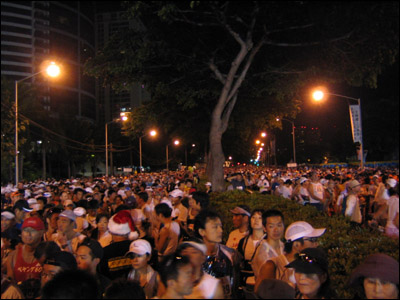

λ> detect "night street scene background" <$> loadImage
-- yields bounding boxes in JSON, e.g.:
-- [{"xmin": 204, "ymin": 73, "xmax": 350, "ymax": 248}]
[
  {"xmin": 1, "ymin": 2, "xmax": 399, "ymax": 300},
  {"xmin": 1, "ymin": 1, "xmax": 398, "ymax": 182}
]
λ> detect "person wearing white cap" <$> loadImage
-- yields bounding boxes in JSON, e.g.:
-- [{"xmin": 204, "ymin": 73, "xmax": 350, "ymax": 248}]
[
  {"xmin": 205, "ymin": 182, "xmax": 212, "ymax": 194},
  {"xmin": 385, "ymin": 178, "xmax": 399, "ymax": 238},
  {"xmin": 53, "ymin": 210, "xmax": 85, "ymax": 255},
  {"xmin": 1, "ymin": 211, "xmax": 16, "ymax": 233},
  {"xmin": 292, "ymin": 177, "xmax": 311, "ymax": 205},
  {"xmin": 126, "ymin": 239, "xmax": 162, "ymax": 299},
  {"xmin": 176, "ymin": 238, "xmax": 224, "ymax": 299},
  {"xmin": 255, "ymin": 221, "xmax": 326, "ymax": 292},
  {"xmin": 345, "ymin": 180, "xmax": 363, "ymax": 225}
]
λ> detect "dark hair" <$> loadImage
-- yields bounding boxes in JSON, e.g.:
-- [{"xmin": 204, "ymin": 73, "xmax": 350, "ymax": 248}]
[
  {"xmin": 262, "ymin": 209, "xmax": 284, "ymax": 227},
  {"xmin": 104, "ymin": 278, "xmax": 146, "ymax": 299},
  {"xmin": 36, "ymin": 196, "xmax": 48, "ymax": 206},
  {"xmin": 248, "ymin": 209, "xmax": 264, "ymax": 235},
  {"xmin": 114, "ymin": 204, "xmax": 130, "ymax": 214},
  {"xmin": 34, "ymin": 241, "xmax": 61, "ymax": 261},
  {"xmin": 137, "ymin": 192, "xmax": 148, "ymax": 203},
  {"xmin": 155, "ymin": 203, "xmax": 172, "ymax": 218},
  {"xmin": 191, "ymin": 191, "xmax": 209, "ymax": 209},
  {"xmin": 159, "ymin": 254, "xmax": 191, "ymax": 287},
  {"xmin": 194, "ymin": 209, "xmax": 221, "ymax": 239},
  {"xmin": 41, "ymin": 269, "xmax": 99, "ymax": 299},
  {"xmin": 284, "ymin": 238, "xmax": 305, "ymax": 254},
  {"xmin": 96, "ymin": 213, "xmax": 110, "ymax": 224}
]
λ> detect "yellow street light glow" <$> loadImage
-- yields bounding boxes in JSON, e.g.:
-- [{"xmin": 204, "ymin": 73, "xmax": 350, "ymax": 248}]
[
  {"xmin": 276, "ymin": 117, "xmax": 280, "ymax": 122},
  {"xmin": 312, "ymin": 90, "xmax": 324, "ymax": 101},
  {"xmin": 261, "ymin": 143, "xmax": 264, "ymax": 147},
  {"xmin": 46, "ymin": 62, "xmax": 60, "ymax": 77},
  {"xmin": 121, "ymin": 116, "xmax": 128, "ymax": 121},
  {"xmin": 261, "ymin": 132, "xmax": 267, "ymax": 137},
  {"xmin": 174, "ymin": 140, "xmax": 180, "ymax": 146},
  {"xmin": 255, "ymin": 140, "xmax": 261, "ymax": 145},
  {"xmin": 150, "ymin": 130, "xmax": 157, "ymax": 137}
]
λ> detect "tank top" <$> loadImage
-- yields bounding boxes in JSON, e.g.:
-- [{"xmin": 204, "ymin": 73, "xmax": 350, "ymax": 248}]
[
  {"xmin": 184, "ymin": 272, "xmax": 220, "ymax": 299},
  {"xmin": 13, "ymin": 246, "xmax": 42, "ymax": 283},
  {"xmin": 269, "ymin": 254, "xmax": 296, "ymax": 288},
  {"xmin": 309, "ymin": 182, "xmax": 324, "ymax": 204}
]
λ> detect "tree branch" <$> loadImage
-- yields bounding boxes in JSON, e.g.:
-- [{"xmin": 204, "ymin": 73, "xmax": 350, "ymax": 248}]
[
  {"xmin": 264, "ymin": 30, "xmax": 354, "ymax": 47},
  {"xmin": 221, "ymin": 92, "xmax": 238, "ymax": 132},
  {"xmin": 209, "ymin": 61, "xmax": 226, "ymax": 84}
]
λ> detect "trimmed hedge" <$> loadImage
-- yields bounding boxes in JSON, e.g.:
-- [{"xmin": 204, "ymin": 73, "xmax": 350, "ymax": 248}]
[{"xmin": 209, "ymin": 190, "xmax": 399, "ymax": 299}]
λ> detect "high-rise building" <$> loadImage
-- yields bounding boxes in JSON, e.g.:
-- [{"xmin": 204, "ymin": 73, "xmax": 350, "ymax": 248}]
[
  {"xmin": 1, "ymin": 1, "xmax": 96, "ymax": 121},
  {"xmin": 95, "ymin": 8, "xmax": 151, "ymax": 124}
]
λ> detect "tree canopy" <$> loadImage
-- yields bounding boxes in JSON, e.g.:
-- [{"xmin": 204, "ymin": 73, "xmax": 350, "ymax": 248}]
[{"xmin": 85, "ymin": 1, "xmax": 398, "ymax": 189}]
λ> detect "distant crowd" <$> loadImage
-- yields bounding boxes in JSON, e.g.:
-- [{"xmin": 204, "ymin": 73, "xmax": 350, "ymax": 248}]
[{"xmin": 1, "ymin": 165, "xmax": 398, "ymax": 299}]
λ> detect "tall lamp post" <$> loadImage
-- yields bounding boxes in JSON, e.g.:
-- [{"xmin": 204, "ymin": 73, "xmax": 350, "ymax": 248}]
[
  {"xmin": 105, "ymin": 113, "xmax": 128, "ymax": 177},
  {"xmin": 139, "ymin": 130, "xmax": 157, "ymax": 173},
  {"xmin": 166, "ymin": 139, "xmax": 180, "ymax": 171},
  {"xmin": 312, "ymin": 89, "xmax": 364, "ymax": 169},
  {"xmin": 15, "ymin": 62, "xmax": 60, "ymax": 184},
  {"xmin": 276, "ymin": 117, "xmax": 296, "ymax": 164}
]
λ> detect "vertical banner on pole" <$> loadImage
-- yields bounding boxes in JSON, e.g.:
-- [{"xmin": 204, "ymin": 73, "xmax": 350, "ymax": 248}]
[{"xmin": 349, "ymin": 105, "xmax": 363, "ymax": 144}]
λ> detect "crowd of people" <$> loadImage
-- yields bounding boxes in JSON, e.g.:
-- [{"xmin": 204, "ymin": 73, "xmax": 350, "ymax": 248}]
[{"xmin": 0, "ymin": 165, "xmax": 398, "ymax": 299}]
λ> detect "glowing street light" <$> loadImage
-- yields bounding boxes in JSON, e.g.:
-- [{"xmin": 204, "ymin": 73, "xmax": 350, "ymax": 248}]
[
  {"xmin": 311, "ymin": 87, "xmax": 364, "ymax": 168},
  {"xmin": 106, "ymin": 114, "xmax": 129, "ymax": 176},
  {"xmin": 139, "ymin": 129, "xmax": 158, "ymax": 173},
  {"xmin": 166, "ymin": 139, "xmax": 180, "ymax": 170},
  {"xmin": 15, "ymin": 61, "xmax": 61, "ymax": 184},
  {"xmin": 261, "ymin": 132, "xmax": 267, "ymax": 137}
]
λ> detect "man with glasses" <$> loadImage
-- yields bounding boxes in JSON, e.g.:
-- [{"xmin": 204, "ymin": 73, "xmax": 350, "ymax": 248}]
[
  {"xmin": 255, "ymin": 221, "xmax": 326, "ymax": 292},
  {"xmin": 40, "ymin": 251, "xmax": 77, "ymax": 288}
]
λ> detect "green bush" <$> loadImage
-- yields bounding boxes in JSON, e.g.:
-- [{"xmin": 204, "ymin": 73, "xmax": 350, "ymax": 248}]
[{"xmin": 209, "ymin": 190, "xmax": 399, "ymax": 299}]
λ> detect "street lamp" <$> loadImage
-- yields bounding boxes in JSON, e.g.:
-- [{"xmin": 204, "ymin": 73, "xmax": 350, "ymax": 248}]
[
  {"xmin": 276, "ymin": 117, "xmax": 296, "ymax": 164},
  {"xmin": 139, "ymin": 129, "xmax": 157, "ymax": 173},
  {"xmin": 105, "ymin": 115, "xmax": 128, "ymax": 177},
  {"xmin": 312, "ymin": 89, "xmax": 364, "ymax": 168},
  {"xmin": 166, "ymin": 139, "xmax": 180, "ymax": 171},
  {"xmin": 15, "ymin": 61, "xmax": 60, "ymax": 184}
]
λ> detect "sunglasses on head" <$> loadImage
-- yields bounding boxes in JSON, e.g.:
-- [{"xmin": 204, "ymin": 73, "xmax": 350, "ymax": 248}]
[
  {"xmin": 297, "ymin": 253, "xmax": 318, "ymax": 264},
  {"xmin": 303, "ymin": 237, "xmax": 319, "ymax": 243}
]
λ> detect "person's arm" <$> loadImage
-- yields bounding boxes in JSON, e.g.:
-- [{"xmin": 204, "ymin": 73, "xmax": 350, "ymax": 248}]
[
  {"xmin": 155, "ymin": 226, "xmax": 169, "ymax": 255},
  {"xmin": 213, "ymin": 280, "xmax": 225, "ymax": 299},
  {"xmin": 254, "ymin": 260, "xmax": 276, "ymax": 293},
  {"xmin": 6, "ymin": 249, "xmax": 16, "ymax": 283},
  {"xmin": 307, "ymin": 184, "xmax": 324, "ymax": 203}
]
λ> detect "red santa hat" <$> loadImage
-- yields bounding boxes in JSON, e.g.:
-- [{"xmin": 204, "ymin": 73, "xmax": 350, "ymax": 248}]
[{"xmin": 108, "ymin": 210, "xmax": 139, "ymax": 240}]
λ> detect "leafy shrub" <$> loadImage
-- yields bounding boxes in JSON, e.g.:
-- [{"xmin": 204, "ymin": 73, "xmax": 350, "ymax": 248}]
[{"xmin": 208, "ymin": 190, "xmax": 399, "ymax": 299}]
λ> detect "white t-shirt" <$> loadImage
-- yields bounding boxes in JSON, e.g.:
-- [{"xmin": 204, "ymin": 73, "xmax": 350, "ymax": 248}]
[
  {"xmin": 226, "ymin": 229, "xmax": 249, "ymax": 250},
  {"xmin": 309, "ymin": 182, "xmax": 324, "ymax": 204},
  {"xmin": 184, "ymin": 273, "xmax": 220, "ymax": 299},
  {"xmin": 345, "ymin": 194, "xmax": 362, "ymax": 224}
]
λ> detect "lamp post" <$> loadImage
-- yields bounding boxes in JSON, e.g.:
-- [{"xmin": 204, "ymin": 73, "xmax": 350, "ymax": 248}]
[
  {"xmin": 312, "ymin": 89, "xmax": 364, "ymax": 168},
  {"xmin": 276, "ymin": 117, "xmax": 296, "ymax": 164},
  {"xmin": 15, "ymin": 62, "xmax": 60, "ymax": 184},
  {"xmin": 105, "ymin": 114, "xmax": 128, "ymax": 177},
  {"xmin": 166, "ymin": 139, "xmax": 180, "ymax": 171},
  {"xmin": 139, "ymin": 130, "xmax": 157, "ymax": 173}
]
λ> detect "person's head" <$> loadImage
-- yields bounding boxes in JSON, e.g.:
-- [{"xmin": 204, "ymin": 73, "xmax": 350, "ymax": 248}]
[
  {"xmin": 96, "ymin": 213, "xmax": 109, "ymax": 233},
  {"xmin": 125, "ymin": 239, "xmax": 152, "ymax": 271},
  {"xmin": 59, "ymin": 191, "xmax": 70, "ymax": 203},
  {"xmin": 310, "ymin": 171, "xmax": 319, "ymax": 182},
  {"xmin": 286, "ymin": 247, "xmax": 331, "ymax": 299},
  {"xmin": 104, "ymin": 278, "xmax": 145, "ymax": 299},
  {"xmin": 41, "ymin": 269, "xmax": 99, "ymax": 299},
  {"xmin": 63, "ymin": 199, "xmax": 75, "ymax": 210},
  {"xmin": 13, "ymin": 199, "xmax": 32, "ymax": 222},
  {"xmin": 1, "ymin": 210, "xmax": 16, "ymax": 232},
  {"xmin": 45, "ymin": 207, "xmax": 62, "ymax": 231},
  {"xmin": 155, "ymin": 203, "xmax": 172, "ymax": 220},
  {"xmin": 87, "ymin": 200, "xmax": 99, "ymax": 217},
  {"xmin": 386, "ymin": 178, "xmax": 399, "ymax": 197},
  {"xmin": 34, "ymin": 241, "xmax": 61, "ymax": 266},
  {"xmin": 249, "ymin": 209, "xmax": 265, "ymax": 234},
  {"xmin": 41, "ymin": 251, "xmax": 77, "ymax": 288},
  {"xmin": 348, "ymin": 253, "xmax": 399, "ymax": 299},
  {"xmin": 236, "ymin": 173, "xmax": 244, "ymax": 181},
  {"xmin": 284, "ymin": 221, "xmax": 326, "ymax": 253},
  {"xmin": 74, "ymin": 188, "xmax": 85, "ymax": 201},
  {"xmin": 21, "ymin": 217, "xmax": 45, "ymax": 247},
  {"xmin": 347, "ymin": 179, "xmax": 361, "ymax": 194},
  {"xmin": 176, "ymin": 237, "xmax": 207, "ymax": 268},
  {"xmin": 230, "ymin": 205, "xmax": 251, "ymax": 230},
  {"xmin": 76, "ymin": 238, "xmax": 103, "ymax": 274},
  {"xmin": 159, "ymin": 254, "xmax": 193, "ymax": 296},
  {"xmin": 262, "ymin": 209, "xmax": 285, "ymax": 242},
  {"xmin": 189, "ymin": 192, "xmax": 209, "ymax": 210},
  {"xmin": 194, "ymin": 209, "xmax": 223, "ymax": 244},
  {"xmin": 57, "ymin": 210, "xmax": 76, "ymax": 234},
  {"xmin": 108, "ymin": 210, "xmax": 138, "ymax": 240},
  {"xmin": 136, "ymin": 192, "xmax": 148, "ymax": 207}
]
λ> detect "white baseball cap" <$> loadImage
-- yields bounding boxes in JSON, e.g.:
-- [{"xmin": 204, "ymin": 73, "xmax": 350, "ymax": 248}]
[
  {"xmin": 386, "ymin": 178, "xmax": 397, "ymax": 188},
  {"xmin": 169, "ymin": 189, "xmax": 184, "ymax": 198},
  {"xmin": 126, "ymin": 239, "xmax": 152, "ymax": 256},
  {"xmin": 285, "ymin": 221, "xmax": 326, "ymax": 242}
]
